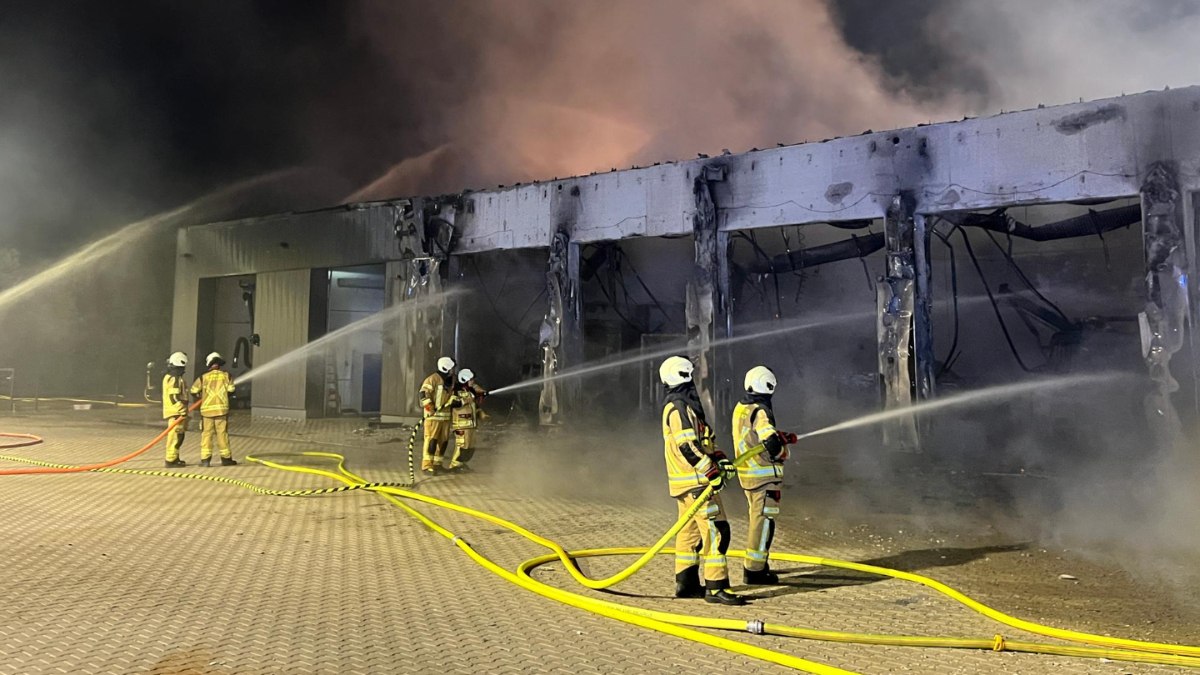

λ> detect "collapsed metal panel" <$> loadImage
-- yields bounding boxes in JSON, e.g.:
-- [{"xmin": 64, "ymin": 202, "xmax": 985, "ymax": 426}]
[
  {"xmin": 878, "ymin": 195, "xmax": 920, "ymax": 451},
  {"xmin": 251, "ymin": 269, "xmax": 311, "ymax": 419},
  {"xmin": 687, "ymin": 167, "xmax": 732, "ymax": 420},
  {"xmin": 1140, "ymin": 162, "xmax": 1188, "ymax": 441},
  {"xmin": 538, "ymin": 232, "xmax": 581, "ymax": 425},
  {"xmin": 380, "ymin": 258, "xmax": 445, "ymax": 422}
]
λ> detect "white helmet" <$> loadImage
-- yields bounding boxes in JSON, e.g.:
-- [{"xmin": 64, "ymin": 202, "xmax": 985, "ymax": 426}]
[
  {"xmin": 658, "ymin": 356, "xmax": 694, "ymax": 387},
  {"xmin": 206, "ymin": 352, "xmax": 224, "ymax": 367},
  {"xmin": 167, "ymin": 352, "xmax": 188, "ymax": 368},
  {"xmin": 457, "ymin": 368, "xmax": 474, "ymax": 384},
  {"xmin": 437, "ymin": 356, "xmax": 456, "ymax": 374},
  {"xmin": 744, "ymin": 365, "xmax": 777, "ymax": 395}
]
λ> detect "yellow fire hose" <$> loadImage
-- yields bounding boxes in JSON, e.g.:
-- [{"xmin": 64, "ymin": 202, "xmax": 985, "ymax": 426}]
[
  {"xmin": 3, "ymin": 440, "xmax": 1198, "ymax": 672},
  {"xmin": 0, "ymin": 451, "xmax": 409, "ymax": 497},
  {"xmin": 248, "ymin": 451, "xmax": 857, "ymax": 675},
  {"xmin": 518, "ymin": 549, "xmax": 1200, "ymax": 669},
  {"xmin": 246, "ymin": 451, "xmax": 1200, "ymax": 672}
]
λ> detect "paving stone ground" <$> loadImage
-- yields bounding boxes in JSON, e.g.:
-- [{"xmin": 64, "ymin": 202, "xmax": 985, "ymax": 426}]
[{"xmin": 0, "ymin": 409, "xmax": 1195, "ymax": 674}]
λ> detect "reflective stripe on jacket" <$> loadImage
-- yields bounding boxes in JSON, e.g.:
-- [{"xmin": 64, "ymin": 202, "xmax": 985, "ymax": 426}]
[
  {"xmin": 419, "ymin": 372, "xmax": 453, "ymax": 420},
  {"xmin": 162, "ymin": 374, "xmax": 189, "ymax": 419},
  {"xmin": 732, "ymin": 401, "xmax": 783, "ymax": 490},
  {"xmin": 662, "ymin": 399, "xmax": 717, "ymax": 498},
  {"xmin": 189, "ymin": 369, "xmax": 235, "ymax": 417},
  {"xmin": 451, "ymin": 388, "xmax": 478, "ymax": 429}
]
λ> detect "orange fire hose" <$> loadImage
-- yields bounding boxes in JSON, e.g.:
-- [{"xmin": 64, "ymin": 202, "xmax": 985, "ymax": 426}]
[
  {"xmin": 0, "ymin": 433, "xmax": 44, "ymax": 450},
  {"xmin": 0, "ymin": 401, "xmax": 200, "ymax": 475}
]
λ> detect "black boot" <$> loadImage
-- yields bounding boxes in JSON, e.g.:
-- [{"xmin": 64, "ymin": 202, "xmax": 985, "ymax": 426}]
[
  {"xmin": 674, "ymin": 566, "xmax": 704, "ymax": 599},
  {"xmin": 220, "ymin": 456, "xmax": 238, "ymax": 466},
  {"xmin": 704, "ymin": 580, "xmax": 747, "ymax": 606},
  {"xmin": 164, "ymin": 458, "xmax": 186, "ymax": 468},
  {"xmin": 743, "ymin": 565, "xmax": 780, "ymax": 586},
  {"xmin": 199, "ymin": 458, "xmax": 211, "ymax": 467}
]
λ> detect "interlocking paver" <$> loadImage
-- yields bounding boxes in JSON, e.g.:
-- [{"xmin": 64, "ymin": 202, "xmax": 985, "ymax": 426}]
[{"xmin": 0, "ymin": 410, "xmax": 1194, "ymax": 674}]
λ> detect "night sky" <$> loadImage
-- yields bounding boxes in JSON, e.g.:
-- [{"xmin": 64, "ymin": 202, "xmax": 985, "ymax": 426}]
[{"xmin": 1, "ymin": 1, "xmax": 402, "ymax": 254}]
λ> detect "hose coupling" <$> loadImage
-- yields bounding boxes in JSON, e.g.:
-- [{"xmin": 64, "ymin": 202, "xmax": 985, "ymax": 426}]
[{"xmin": 746, "ymin": 619, "xmax": 765, "ymax": 635}]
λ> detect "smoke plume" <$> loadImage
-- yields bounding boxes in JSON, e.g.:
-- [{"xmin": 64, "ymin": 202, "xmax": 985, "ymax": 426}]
[{"xmin": 348, "ymin": 0, "xmax": 963, "ymax": 199}]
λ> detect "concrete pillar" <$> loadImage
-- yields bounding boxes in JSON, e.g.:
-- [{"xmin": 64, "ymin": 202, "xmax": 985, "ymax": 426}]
[
  {"xmin": 538, "ymin": 231, "xmax": 582, "ymax": 425},
  {"xmin": 687, "ymin": 168, "xmax": 732, "ymax": 421},
  {"xmin": 1139, "ymin": 162, "xmax": 1187, "ymax": 442},
  {"xmin": 912, "ymin": 213, "xmax": 936, "ymax": 400},
  {"xmin": 1185, "ymin": 189, "xmax": 1200, "ymax": 425},
  {"xmin": 878, "ymin": 193, "xmax": 920, "ymax": 451}
]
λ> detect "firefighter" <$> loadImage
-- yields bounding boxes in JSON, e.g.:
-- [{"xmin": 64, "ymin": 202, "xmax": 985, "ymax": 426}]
[
  {"xmin": 189, "ymin": 352, "xmax": 238, "ymax": 467},
  {"xmin": 659, "ymin": 355, "xmax": 745, "ymax": 606},
  {"xmin": 733, "ymin": 365, "xmax": 799, "ymax": 585},
  {"xmin": 448, "ymin": 368, "xmax": 487, "ymax": 473},
  {"xmin": 419, "ymin": 356, "xmax": 456, "ymax": 475},
  {"xmin": 162, "ymin": 352, "xmax": 190, "ymax": 468}
]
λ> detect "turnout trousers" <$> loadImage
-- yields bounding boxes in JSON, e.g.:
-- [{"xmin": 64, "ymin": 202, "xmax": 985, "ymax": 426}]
[
  {"xmin": 673, "ymin": 490, "xmax": 730, "ymax": 583},
  {"xmin": 744, "ymin": 485, "xmax": 781, "ymax": 572},
  {"xmin": 422, "ymin": 418, "xmax": 451, "ymax": 468},
  {"xmin": 199, "ymin": 415, "xmax": 232, "ymax": 460},
  {"xmin": 164, "ymin": 415, "xmax": 187, "ymax": 462},
  {"xmin": 450, "ymin": 428, "xmax": 475, "ymax": 468}
]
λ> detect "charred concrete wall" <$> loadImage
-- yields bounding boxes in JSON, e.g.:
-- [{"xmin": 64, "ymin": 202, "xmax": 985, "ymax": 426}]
[{"xmin": 166, "ymin": 87, "xmax": 1200, "ymax": 444}]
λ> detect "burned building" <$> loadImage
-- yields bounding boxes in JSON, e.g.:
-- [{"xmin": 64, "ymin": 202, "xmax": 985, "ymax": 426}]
[{"xmin": 170, "ymin": 87, "xmax": 1200, "ymax": 450}]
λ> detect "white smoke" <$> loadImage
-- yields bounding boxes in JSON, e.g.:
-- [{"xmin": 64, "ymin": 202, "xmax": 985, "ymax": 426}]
[{"xmin": 933, "ymin": 0, "xmax": 1200, "ymax": 110}]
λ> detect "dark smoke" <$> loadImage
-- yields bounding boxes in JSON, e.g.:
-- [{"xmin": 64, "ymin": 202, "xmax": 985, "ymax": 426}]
[{"xmin": 828, "ymin": 0, "xmax": 994, "ymax": 104}]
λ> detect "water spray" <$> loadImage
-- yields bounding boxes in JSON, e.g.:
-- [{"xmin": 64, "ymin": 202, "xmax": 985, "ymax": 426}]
[
  {"xmin": 793, "ymin": 372, "xmax": 1125, "ymax": 443},
  {"xmin": 489, "ymin": 296, "xmax": 997, "ymax": 396},
  {"xmin": 0, "ymin": 168, "xmax": 304, "ymax": 315},
  {"xmin": 489, "ymin": 312, "xmax": 876, "ymax": 396},
  {"xmin": 234, "ymin": 288, "xmax": 466, "ymax": 385}
]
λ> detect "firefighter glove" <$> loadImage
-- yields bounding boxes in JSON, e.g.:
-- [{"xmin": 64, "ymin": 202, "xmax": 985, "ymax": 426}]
[
  {"xmin": 703, "ymin": 463, "xmax": 726, "ymax": 491},
  {"xmin": 777, "ymin": 431, "xmax": 799, "ymax": 445},
  {"xmin": 717, "ymin": 457, "xmax": 736, "ymax": 480}
]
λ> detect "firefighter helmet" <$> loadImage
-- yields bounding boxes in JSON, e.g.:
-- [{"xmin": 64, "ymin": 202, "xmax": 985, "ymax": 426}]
[
  {"xmin": 167, "ymin": 352, "xmax": 188, "ymax": 368},
  {"xmin": 658, "ymin": 356, "xmax": 694, "ymax": 387},
  {"xmin": 437, "ymin": 356, "xmax": 456, "ymax": 374},
  {"xmin": 744, "ymin": 365, "xmax": 777, "ymax": 395},
  {"xmin": 457, "ymin": 368, "xmax": 474, "ymax": 384},
  {"xmin": 206, "ymin": 352, "xmax": 224, "ymax": 367}
]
